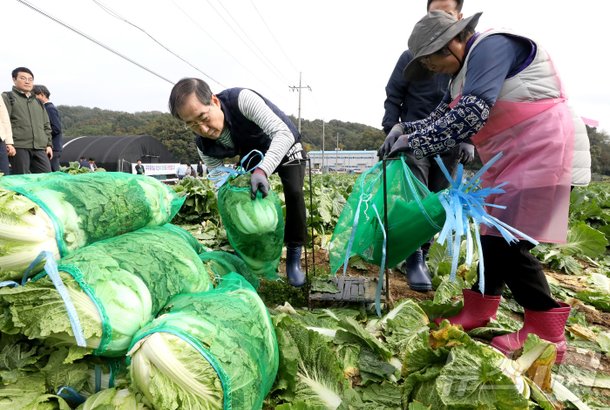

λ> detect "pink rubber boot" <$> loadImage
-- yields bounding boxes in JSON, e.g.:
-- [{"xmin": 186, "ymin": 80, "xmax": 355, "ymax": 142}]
[
  {"xmin": 491, "ymin": 302, "xmax": 571, "ymax": 363},
  {"xmin": 434, "ymin": 289, "xmax": 501, "ymax": 331}
]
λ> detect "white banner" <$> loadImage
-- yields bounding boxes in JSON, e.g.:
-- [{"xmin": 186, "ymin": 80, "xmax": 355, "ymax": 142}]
[{"xmin": 131, "ymin": 163, "xmax": 180, "ymax": 176}]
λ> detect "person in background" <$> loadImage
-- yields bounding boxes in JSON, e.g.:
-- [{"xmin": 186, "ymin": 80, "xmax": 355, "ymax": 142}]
[
  {"xmin": 1, "ymin": 67, "xmax": 52, "ymax": 174},
  {"xmin": 169, "ymin": 78, "xmax": 308, "ymax": 287},
  {"xmin": 0, "ymin": 95, "xmax": 15, "ymax": 175},
  {"xmin": 88, "ymin": 158, "xmax": 97, "ymax": 172},
  {"xmin": 379, "ymin": 10, "xmax": 591, "ymax": 363},
  {"xmin": 135, "ymin": 159, "xmax": 145, "ymax": 175},
  {"xmin": 78, "ymin": 156, "xmax": 88, "ymax": 168},
  {"xmin": 381, "ymin": 0, "xmax": 475, "ymax": 292},
  {"xmin": 175, "ymin": 161, "xmax": 188, "ymax": 180},
  {"xmin": 33, "ymin": 85, "xmax": 63, "ymax": 172}
]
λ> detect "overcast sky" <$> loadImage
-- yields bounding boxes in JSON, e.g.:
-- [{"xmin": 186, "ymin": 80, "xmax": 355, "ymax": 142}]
[{"xmin": 2, "ymin": 0, "xmax": 609, "ymax": 134}]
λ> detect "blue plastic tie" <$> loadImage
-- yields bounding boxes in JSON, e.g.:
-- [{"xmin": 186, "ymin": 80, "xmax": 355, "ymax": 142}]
[
  {"xmin": 433, "ymin": 152, "xmax": 539, "ymax": 291},
  {"xmin": 22, "ymin": 251, "xmax": 88, "ymax": 347},
  {"xmin": 0, "ymin": 281, "xmax": 19, "ymax": 288},
  {"xmin": 207, "ymin": 149, "xmax": 265, "ymax": 188}
]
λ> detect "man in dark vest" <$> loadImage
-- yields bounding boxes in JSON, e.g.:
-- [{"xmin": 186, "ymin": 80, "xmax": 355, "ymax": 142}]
[{"xmin": 169, "ymin": 78, "xmax": 307, "ymax": 287}]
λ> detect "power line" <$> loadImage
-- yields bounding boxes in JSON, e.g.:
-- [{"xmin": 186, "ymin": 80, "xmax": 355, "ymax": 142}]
[
  {"xmin": 204, "ymin": 0, "xmax": 289, "ymax": 84},
  {"xmin": 168, "ymin": 0, "xmax": 277, "ymax": 92},
  {"xmin": 91, "ymin": 0, "xmax": 224, "ymax": 88},
  {"xmin": 17, "ymin": 0, "xmax": 175, "ymax": 85},
  {"xmin": 249, "ymin": 0, "xmax": 300, "ymax": 74}
]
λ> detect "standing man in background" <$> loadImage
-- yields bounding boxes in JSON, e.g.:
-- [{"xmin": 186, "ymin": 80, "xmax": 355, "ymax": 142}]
[
  {"xmin": 0, "ymin": 95, "xmax": 15, "ymax": 175},
  {"xmin": 33, "ymin": 85, "xmax": 63, "ymax": 171},
  {"xmin": 380, "ymin": 0, "xmax": 475, "ymax": 292},
  {"xmin": 1, "ymin": 67, "xmax": 52, "ymax": 174},
  {"xmin": 135, "ymin": 159, "xmax": 146, "ymax": 175}
]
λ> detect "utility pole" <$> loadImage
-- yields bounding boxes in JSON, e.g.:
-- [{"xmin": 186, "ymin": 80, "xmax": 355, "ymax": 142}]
[
  {"xmin": 288, "ymin": 72, "xmax": 311, "ymax": 133},
  {"xmin": 321, "ymin": 120, "xmax": 325, "ymax": 173},
  {"xmin": 335, "ymin": 132, "xmax": 339, "ymax": 169}
]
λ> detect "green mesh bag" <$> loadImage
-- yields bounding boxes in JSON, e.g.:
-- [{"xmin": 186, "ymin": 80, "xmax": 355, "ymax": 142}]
[
  {"xmin": 128, "ymin": 273, "xmax": 279, "ymax": 410},
  {"xmin": 217, "ymin": 173, "xmax": 284, "ymax": 280},
  {"xmin": 199, "ymin": 250, "xmax": 260, "ymax": 289},
  {"xmin": 0, "ymin": 224, "xmax": 212, "ymax": 357},
  {"xmin": 3, "ymin": 172, "xmax": 185, "ymax": 258},
  {"xmin": 330, "ymin": 157, "xmax": 446, "ymax": 273}
]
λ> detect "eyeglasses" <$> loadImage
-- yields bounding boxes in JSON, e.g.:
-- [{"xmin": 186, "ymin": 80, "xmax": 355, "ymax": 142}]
[
  {"xmin": 17, "ymin": 76, "xmax": 34, "ymax": 82},
  {"xmin": 184, "ymin": 109, "xmax": 211, "ymax": 130}
]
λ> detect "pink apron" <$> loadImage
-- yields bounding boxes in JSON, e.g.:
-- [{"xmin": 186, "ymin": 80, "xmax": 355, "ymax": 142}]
[{"xmin": 450, "ymin": 96, "xmax": 574, "ymax": 243}]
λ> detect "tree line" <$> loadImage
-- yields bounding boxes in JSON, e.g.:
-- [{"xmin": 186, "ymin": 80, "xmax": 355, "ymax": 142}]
[{"xmin": 58, "ymin": 105, "xmax": 610, "ymax": 177}]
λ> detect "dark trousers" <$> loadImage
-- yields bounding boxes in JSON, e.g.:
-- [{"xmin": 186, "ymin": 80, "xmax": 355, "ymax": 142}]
[
  {"xmin": 10, "ymin": 148, "xmax": 52, "ymax": 174},
  {"xmin": 406, "ymin": 146, "xmax": 460, "ymax": 192},
  {"xmin": 472, "ymin": 235, "xmax": 560, "ymax": 311},
  {"xmin": 51, "ymin": 150, "xmax": 61, "ymax": 172},
  {"xmin": 277, "ymin": 160, "xmax": 307, "ymax": 246},
  {"xmin": 0, "ymin": 140, "xmax": 9, "ymax": 175},
  {"xmin": 406, "ymin": 146, "xmax": 460, "ymax": 254}
]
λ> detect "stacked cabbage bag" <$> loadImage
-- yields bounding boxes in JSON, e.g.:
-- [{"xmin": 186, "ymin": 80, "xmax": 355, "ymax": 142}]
[
  {"xmin": 0, "ymin": 172, "xmax": 184, "ymax": 281},
  {"xmin": 0, "ymin": 224, "xmax": 213, "ymax": 357},
  {"xmin": 128, "ymin": 273, "xmax": 279, "ymax": 410},
  {"xmin": 217, "ymin": 173, "xmax": 284, "ymax": 280}
]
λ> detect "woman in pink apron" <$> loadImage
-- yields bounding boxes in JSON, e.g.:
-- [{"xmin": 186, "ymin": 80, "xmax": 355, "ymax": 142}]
[{"xmin": 378, "ymin": 10, "xmax": 591, "ymax": 363}]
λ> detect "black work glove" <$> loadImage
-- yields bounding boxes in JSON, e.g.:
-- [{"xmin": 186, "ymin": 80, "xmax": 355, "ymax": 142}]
[
  {"xmin": 250, "ymin": 168, "xmax": 269, "ymax": 199},
  {"xmin": 387, "ymin": 134, "xmax": 412, "ymax": 158},
  {"xmin": 378, "ymin": 123, "xmax": 405, "ymax": 159},
  {"xmin": 458, "ymin": 142, "xmax": 475, "ymax": 164}
]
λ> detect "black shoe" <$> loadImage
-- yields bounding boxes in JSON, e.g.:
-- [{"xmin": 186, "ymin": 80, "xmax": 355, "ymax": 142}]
[
  {"xmin": 405, "ymin": 248, "xmax": 432, "ymax": 292},
  {"xmin": 286, "ymin": 245, "xmax": 306, "ymax": 287}
]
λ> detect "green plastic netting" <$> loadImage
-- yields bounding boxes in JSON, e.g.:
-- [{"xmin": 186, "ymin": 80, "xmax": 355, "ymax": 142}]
[
  {"xmin": 0, "ymin": 224, "xmax": 212, "ymax": 357},
  {"xmin": 330, "ymin": 157, "xmax": 446, "ymax": 273},
  {"xmin": 3, "ymin": 172, "xmax": 184, "ymax": 258},
  {"xmin": 128, "ymin": 273, "xmax": 279, "ymax": 410},
  {"xmin": 199, "ymin": 250, "xmax": 260, "ymax": 289},
  {"xmin": 217, "ymin": 174, "xmax": 284, "ymax": 280}
]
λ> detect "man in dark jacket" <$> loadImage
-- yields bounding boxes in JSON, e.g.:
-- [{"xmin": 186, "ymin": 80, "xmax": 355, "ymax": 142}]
[
  {"xmin": 2, "ymin": 67, "xmax": 52, "ymax": 174},
  {"xmin": 33, "ymin": 84, "xmax": 63, "ymax": 171},
  {"xmin": 135, "ymin": 159, "xmax": 146, "ymax": 175},
  {"xmin": 380, "ymin": 0, "xmax": 475, "ymax": 292},
  {"xmin": 169, "ymin": 78, "xmax": 307, "ymax": 287}
]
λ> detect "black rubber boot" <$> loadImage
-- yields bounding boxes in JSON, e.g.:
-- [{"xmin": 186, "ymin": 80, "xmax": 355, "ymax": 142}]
[
  {"xmin": 286, "ymin": 245, "xmax": 306, "ymax": 287},
  {"xmin": 405, "ymin": 248, "xmax": 432, "ymax": 292}
]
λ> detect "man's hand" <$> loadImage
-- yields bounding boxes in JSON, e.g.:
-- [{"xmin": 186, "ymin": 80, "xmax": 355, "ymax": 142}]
[
  {"xmin": 46, "ymin": 146, "xmax": 53, "ymax": 159},
  {"xmin": 387, "ymin": 134, "xmax": 412, "ymax": 158},
  {"xmin": 458, "ymin": 142, "xmax": 475, "ymax": 164},
  {"xmin": 6, "ymin": 144, "xmax": 16, "ymax": 157},
  {"xmin": 378, "ymin": 123, "xmax": 404, "ymax": 159},
  {"xmin": 251, "ymin": 168, "xmax": 269, "ymax": 200}
]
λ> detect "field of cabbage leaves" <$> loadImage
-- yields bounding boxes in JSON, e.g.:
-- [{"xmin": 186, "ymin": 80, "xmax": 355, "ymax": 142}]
[
  {"xmin": 175, "ymin": 174, "xmax": 610, "ymax": 409},
  {"xmin": 1, "ymin": 170, "xmax": 609, "ymax": 409}
]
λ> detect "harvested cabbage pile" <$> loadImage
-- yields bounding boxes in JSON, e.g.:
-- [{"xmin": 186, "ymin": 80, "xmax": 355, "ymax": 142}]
[{"xmin": 0, "ymin": 225, "xmax": 212, "ymax": 356}]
